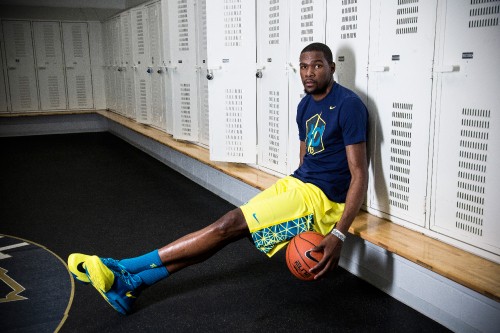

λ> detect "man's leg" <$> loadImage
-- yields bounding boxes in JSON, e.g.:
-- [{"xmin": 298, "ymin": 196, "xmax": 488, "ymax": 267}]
[
  {"xmin": 72, "ymin": 208, "xmax": 250, "ymax": 314},
  {"xmin": 158, "ymin": 208, "xmax": 250, "ymax": 273}
]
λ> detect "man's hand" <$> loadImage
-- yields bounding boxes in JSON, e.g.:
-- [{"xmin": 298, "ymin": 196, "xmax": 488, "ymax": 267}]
[{"xmin": 308, "ymin": 233, "xmax": 343, "ymax": 280}]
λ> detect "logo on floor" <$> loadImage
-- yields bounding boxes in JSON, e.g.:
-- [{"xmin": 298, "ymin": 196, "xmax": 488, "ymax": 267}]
[{"xmin": 0, "ymin": 235, "xmax": 72, "ymax": 331}]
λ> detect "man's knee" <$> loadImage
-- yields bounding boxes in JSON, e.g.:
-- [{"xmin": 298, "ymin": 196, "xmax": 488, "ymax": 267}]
[{"xmin": 215, "ymin": 208, "xmax": 249, "ymax": 239}]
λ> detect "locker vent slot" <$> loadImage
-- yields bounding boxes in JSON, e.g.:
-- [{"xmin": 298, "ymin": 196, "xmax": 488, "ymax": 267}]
[
  {"xmin": 178, "ymin": 0, "xmax": 190, "ymax": 51},
  {"xmin": 389, "ymin": 102, "xmax": 413, "ymax": 211},
  {"xmin": 224, "ymin": 88, "xmax": 243, "ymax": 157},
  {"xmin": 136, "ymin": 11, "xmax": 146, "ymax": 55},
  {"xmin": 76, "ymin": 75, "xmax": 87, "ymax": 107},
  {"xmin": 341, "ymin": 0, "xmax": 358, "ymax": 39},
  {"xmin": 267, "ymin": 90, "xmax": 280, "ymax": 165},
  {"xmin": 300, "ymin": 0, "xmax": 314, "ymax": 42},
  {"xmin": 455, "ymin": 108, "xmax": 490, "ymax": 237},
  {"xmin": 469, "ymin": 1, "xmax": 499, "ymax": 28},
  {"xmin": 13, "ymin": 23, "xmax": 28, "ymax": 58},
  {"xmin": 18, "ymin": 76, "xmax": 33, "ymax": 109},
  {"xmin": 268, "ymin": 0, "xmax": 280, "ymax": 44},
  {"xmin": 43, "ymin": 24, "xmax": 56, "ymax": 58},
  {"xmin": 396, "ymin": 0, "xmax": 419, "ymax": 35},
  {"xmin": 126, "ymin": 76, "xmax": 134, "ymax": 116},
  {"xmin": 48, "ymin": 76, "xmax": 60, "ymax": 108},
  {"xmin": 224, "ymin": 0, "xmax": 242, "ymax": 47},
  {"xmin": 138, "ymin": 79, "xmax": 148, "ymax": 120},
  {"xmin": 201, "ymin": 80, "xmax": 210, "ymax": 144},
  {"xmin": 180, "ymin": 83, "xmax": 192, "ymax": 136},
  {"xmin": 71, "ymin": 25, "xmax": 84, "ymax": 58},
  {"xmin": 123, "ymin": 16, "xmax": 131, "ymax": 60}
]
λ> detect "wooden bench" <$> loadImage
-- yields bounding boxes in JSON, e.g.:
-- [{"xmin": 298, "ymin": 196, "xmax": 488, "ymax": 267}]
[{"xmin": 3, "ymin": 110, "xmax": 499, "ymax": 302}]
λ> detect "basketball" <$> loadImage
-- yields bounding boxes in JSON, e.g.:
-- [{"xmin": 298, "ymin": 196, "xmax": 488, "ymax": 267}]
[{"xmin": 286, "ymin": 231, "xmax": 324, "ymax": 281}]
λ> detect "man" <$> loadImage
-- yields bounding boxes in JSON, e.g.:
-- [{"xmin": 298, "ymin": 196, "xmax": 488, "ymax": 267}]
[{"xmin": 68, "ymin": 42, "xmax": 368, "ymax": 315}]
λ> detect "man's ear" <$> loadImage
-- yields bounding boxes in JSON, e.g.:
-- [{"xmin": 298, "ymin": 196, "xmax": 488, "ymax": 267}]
[{"xmin": 331, "ymin": 62, "xmax": 336, "ymax": 75}]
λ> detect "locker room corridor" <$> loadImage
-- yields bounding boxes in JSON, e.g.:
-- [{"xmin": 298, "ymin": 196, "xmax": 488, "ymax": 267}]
[{"xmin": 0, "ymin": 132, "xmax": 451, "ymax": 332}]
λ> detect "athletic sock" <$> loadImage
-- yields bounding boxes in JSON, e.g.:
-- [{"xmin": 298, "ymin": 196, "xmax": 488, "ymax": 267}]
[
  {"xmin": 137, "ymin": 266, "xmax": 170, "ymax": 286},
  {"xmin": 119, "ymin": 250, "xmax": 164, "ymax": 273}
]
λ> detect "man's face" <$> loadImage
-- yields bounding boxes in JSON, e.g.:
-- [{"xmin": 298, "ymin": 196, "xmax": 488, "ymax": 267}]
[{"xmin": 299, "ymin": 51, "xmax": 335, "ymax": 99}]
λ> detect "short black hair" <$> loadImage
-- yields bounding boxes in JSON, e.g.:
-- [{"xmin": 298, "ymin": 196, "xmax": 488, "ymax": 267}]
[{"xmin": 300, "ymin": 42, "xmax": 333, "ymax": 64}]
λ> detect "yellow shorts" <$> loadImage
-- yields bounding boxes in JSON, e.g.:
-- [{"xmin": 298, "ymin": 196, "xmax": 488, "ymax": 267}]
[{"xmin": 240, "ymin": 176, "xmax": 345, "ymax": 257}]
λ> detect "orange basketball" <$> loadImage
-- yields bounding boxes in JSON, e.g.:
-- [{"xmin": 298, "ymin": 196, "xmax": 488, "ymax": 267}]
[{"xmin": 286, "ymin": 231, "xmax": 324, "ymax": 281}]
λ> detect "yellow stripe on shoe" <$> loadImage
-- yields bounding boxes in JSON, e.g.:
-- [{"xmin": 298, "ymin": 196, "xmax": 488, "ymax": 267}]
[{"xmin": 84, "ymin": 255, "xmax": 115, "ymax": 292}]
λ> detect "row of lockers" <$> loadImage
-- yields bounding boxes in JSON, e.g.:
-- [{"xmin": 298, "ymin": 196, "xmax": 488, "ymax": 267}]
[
  {"xmin": 0, "ymin": 20, "xmax": 98, "ymax": 111},
  {"xmin": 0, "ymin": 0, "xmax": 497, "ymax": 262},
  {"xmin": 100, "ymin": 0, "xmax": 499, "ymax": 262}
]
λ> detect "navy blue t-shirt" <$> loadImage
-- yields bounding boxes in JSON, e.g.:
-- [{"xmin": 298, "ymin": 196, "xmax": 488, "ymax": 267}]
[{"xmin": 292, "ymin": 83, "xmax": 368, "ymax": 203}]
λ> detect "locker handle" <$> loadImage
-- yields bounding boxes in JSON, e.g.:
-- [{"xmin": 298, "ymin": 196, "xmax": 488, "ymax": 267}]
[
  {"xmin": 8, "ymin": 67, "xmax": 16, "ymax": 70},
  {"xmin": 66, "ymin": 66, "xmax": 75, "ymax": 69},
  {"xmin": 434, "ymin": 65, "xmax": 459, "ymax": 73},
  {"xmin": 369, "ymin": 65, "xmax": 389, "ymax": 72},
  {"xmin": 38, "ymin": 66, "xmax": 47, "ymax": 70},
  {"xmin": 287, "ymin": 62, "xmax": 297, "ymax": 73},
  {"xmin": 206, "ymin": 66, "xmax": 222, "ymax": 80},
  {"xmin": 165, "ymin": 65, "xmax": 177, "ymax": 71}
]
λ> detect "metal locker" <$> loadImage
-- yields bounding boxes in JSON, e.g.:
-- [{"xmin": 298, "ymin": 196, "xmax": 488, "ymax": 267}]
[
  {"xmin": 131, "ymin": 7, "xmax": 152, "ymax": 125},
  {"xmin": 2, "ymin": 20, "xmax": 39, "ymax": 111},
  {"xmin": 430, "ymin": 0, "xmax": 500, "ymax": 259},
  {"xmin": 287, "ymin": 0, "xmax": 326, "ymax": 173},
  {"xmin": 168, "ymin": 0, "xmax": 199, "ymax": 141},
  {"xmin": 148, "ymin": 1, "xmax": 167, "ymax": 131},
  {"xmin": 102, "ymin": 21, "xmax": 115, "ymax": 112},
  {"xmin": 0, "ymin": 27, "xmax": 9, "ymax": 112},
  {"xmin": 33, "ymin": 22, "xmax": 67, "ymax": 110},
  {"xmin": 367, "ymin": 0, "xmax": 438, "ymax": 227},
  {"xmin": 62, "ymin": 22, "xmax": 94, "ymax": 110},
  {"xmin": 121, "ymin": 12, "xmax": 136, "ymax": 119},
  {"xmin": 206, "ymin": 0, "xmax": 257, "ymax": 162},
  {"xmin": 161, "ymin": 0, "xmax": 174, "ymax": 134},
  {"xmin": 326, "ymin": 0, "xmax": 369, "ymax": 103},
  {"xmin": 113, "ymin": 16, "xmax": 126, "ymax": 116},
  {"xmin": 256, "ymin": 0, "xmax": 290, "ymax": 175},
  {"xmin": 326, "ymin": 0, "xmax": 371, "ymax": 207},
  {"xmin": 196, "ymin": 0, "xmax": 210, "ymax": 147}
]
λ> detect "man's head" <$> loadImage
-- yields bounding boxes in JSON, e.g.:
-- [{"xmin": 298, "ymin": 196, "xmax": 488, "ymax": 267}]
[{"xmin": 299, "ymin": 43, "xmax": 335, "ymax": 100}]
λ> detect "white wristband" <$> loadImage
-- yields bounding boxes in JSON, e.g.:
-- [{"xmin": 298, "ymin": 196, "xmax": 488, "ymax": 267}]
[{"xmin": 331, "ymin": 228, "xmax": 346, "ymax": 242}]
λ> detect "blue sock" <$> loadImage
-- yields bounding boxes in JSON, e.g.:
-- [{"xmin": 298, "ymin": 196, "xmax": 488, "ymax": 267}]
[
  {"xmin": 137, "ymin": 266, "xmax": 170, "ymax": 286},
  {"xmin": 119, "ymin": 250, "xmax": 164, "ymax": 273}
]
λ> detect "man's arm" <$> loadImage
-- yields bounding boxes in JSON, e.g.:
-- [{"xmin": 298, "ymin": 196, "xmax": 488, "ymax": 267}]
[
  {"xmin": 299, "ymin": 141, "xmax": 306, "ymax": 166},
  {"xmin": 309, "ymin": 141, "xmax": 368, "ymax": 279}
]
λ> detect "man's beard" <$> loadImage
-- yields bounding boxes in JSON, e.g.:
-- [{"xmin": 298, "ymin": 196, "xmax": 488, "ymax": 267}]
[{"xmin": 303, "ymin": 80, "xmax": 331, "ymax": 96}]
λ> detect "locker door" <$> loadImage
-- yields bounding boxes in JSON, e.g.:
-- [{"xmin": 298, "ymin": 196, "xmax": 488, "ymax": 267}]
[
  {"xmin": 121, "ymin": 12, "xmax": 136, "ymax": 119},
  {"xmin": 288, "ymin": 0, "xmax": 326, "ymax": 173},
  {"xmin": 131, "ymin": 7, "xmax": 152, "ymax": 124},
  {"xmin": 161, "ymin": 0, "xmax": 174, "ymax": 134},
  {"xmin": 168, "ymin": 0, "xmax": 199, "ymax": 141},
  {"xmin": 33, "ymin": 22, "xmax": 67, "ymax": 110},
  {"xmin": 196, "ymin": 0, "xmax": 210, "ymax": 147},
  {"xmin": 62, "ymin": 22, "xmax": 94, "ymax": 109},
  {"xmin": 206, "ymin": 0, "xmax": 257, "ymax": 162},
  {"xmin": 326, "ymin": 1, "xmax": 370, "ymax": 102},
  {"xmin": 148, "ymin": 1, "xmax": 166, "ymax": 131},
  {"xmin": 430, "ymin": 0, "xmax": 500, "ymax": 256},
  {"xmin": 102, "ymin": 21, "xmax": 114, "ymax": 112},
  {"xmin": 367, "ymin": 0, "xmax": 438, "ymax": 227},
  {"xmin": 0, "ymin": 39, "xmax": 8, "ymax": 112},
  {"xmin": 257, "ymin": 0, "xmax": 290, "ymax": 175},
  {"xmin": 114, "ymin": 16, "xmax": 125, "ymax": 115},
  {"xmin": 3, "ymin": 20, "xmax": 39, "ymax": 111}
]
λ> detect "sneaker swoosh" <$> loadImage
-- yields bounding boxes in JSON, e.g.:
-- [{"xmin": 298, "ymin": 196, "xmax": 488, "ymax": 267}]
[
  {"xmin": 125, "ymin": 291, "xmax": 137, "ymax": 298},
  {"xmin": 77, "ymin": 262, "xmax": 86, "ymax": 273}
]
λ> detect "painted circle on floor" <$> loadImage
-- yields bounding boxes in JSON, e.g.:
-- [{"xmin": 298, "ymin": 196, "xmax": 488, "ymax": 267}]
[{"xmin": 0, "ymin": 234, "xmax": 73, "ymax": 332}]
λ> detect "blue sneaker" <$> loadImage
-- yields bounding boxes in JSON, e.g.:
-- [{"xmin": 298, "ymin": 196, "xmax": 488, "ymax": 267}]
[
  {"xmin": 84, "ymin": 255, "xmax": 144, "ymax": 315},
  {"xmin": 67, "ymin": 253, "xmax": 122, "ymax": 284}
]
